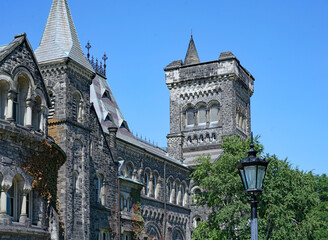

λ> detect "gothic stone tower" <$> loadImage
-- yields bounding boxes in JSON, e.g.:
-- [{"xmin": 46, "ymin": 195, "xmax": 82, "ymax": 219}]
[
  {"xmin": 35, "ymin": 0, "xmax": 96, "ymax": 239},
  {"xmin": 165, "ymin": 36, "xmax": 254, "ymax": 165}
]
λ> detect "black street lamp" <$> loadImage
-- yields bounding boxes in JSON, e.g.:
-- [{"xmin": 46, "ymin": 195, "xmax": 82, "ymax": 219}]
[{"xmin": 236, "ymin": 133, "xmax": 269, "ymax": 240}]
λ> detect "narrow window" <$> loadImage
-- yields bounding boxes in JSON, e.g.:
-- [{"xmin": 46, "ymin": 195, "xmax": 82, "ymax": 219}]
[
  {"xmin": 0, "ymin": 80, "xmax": 9, "ymax": 119},
  {"xmin": 96, "ymin": 175, "xmax": 103, "ymax": 204},
  {"xmin": 17, "ymin": 76, "xmax": 29, "ymax": 125},
  {"xmin": 153, "ymin": 174, "xmax": 158, "ymax": 199},
  {"xmin": 181, "ymin": 185, "xmax": 185, "ymax": 206},
  {"xmin": 126, "ymin": 164, "xmax": 133, "ymax": 179},
  {"xmin": 73, "ymin": 92, "xmax": 82, "ymax": 122},
  {"xmin": 145, "ymin": 172, "xmax": 150, "ymax": 196},
  {"xmin": 32, "ymin": 96, "xmax": 42, "ymax": 131},
  {"xmin": 210, "ymin": 105, "xmax": 219, "ymax": 123},
  {"xmin": 198, "ymin": 107, "xmax": 206, "ymax": 125},
  {"xmin": 168, "ymin": 180, "xmax": 173, "ymax": 203},
  {"xmin": 48, "ymin": 91, "xmax": 56, "ymax": 119},
  {"xmin": 186, "ymin": 108, "xmax": 194, "ymax": 126},
  {"xmin": 175, "ymin": 183, "xmax": 179, "ymax": 204}
]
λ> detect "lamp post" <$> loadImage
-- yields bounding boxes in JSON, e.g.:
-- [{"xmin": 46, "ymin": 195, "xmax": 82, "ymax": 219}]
[{"xmin": 236, "ymin": 133, "xmax": 269, "ymax": 240}]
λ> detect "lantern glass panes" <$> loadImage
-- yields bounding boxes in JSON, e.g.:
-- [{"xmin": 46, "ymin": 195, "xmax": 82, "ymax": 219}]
[
  {"xmin": 256, "ymin": 165, "xmax": 266, "ymax": 190},
  {"xmin": 240, "ymin": 169, "xmax": 247, "ymax": 190},
  {"xmin": 244, "ymin": 165, "xmax": 257, "ymax": 189}
]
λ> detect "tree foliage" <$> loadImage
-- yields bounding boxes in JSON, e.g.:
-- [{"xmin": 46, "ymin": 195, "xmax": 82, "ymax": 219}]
[{"xmin": 191, "ymin": 135, "xmax": 326, "ymax": 239}]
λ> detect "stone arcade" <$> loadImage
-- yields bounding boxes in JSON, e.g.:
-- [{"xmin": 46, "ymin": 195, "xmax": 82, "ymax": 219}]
[{"xmin": 0, "ymin": 0, "xmax": 254, "ymax": 239}]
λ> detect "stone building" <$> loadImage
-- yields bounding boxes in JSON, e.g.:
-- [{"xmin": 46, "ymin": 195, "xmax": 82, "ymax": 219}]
[{"xmin": 0, "ymin": 0, "xmax": 254, "ymax": 239}]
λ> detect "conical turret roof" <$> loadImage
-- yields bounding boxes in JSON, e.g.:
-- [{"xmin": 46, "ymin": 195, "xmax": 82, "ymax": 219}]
[
  {"xmin": 35, "ymin": 0, "xmax": 94, "ymax": 73},
  {"xmin": 184, "ymin": 35, "xmax": 200, "ymax": 65}
]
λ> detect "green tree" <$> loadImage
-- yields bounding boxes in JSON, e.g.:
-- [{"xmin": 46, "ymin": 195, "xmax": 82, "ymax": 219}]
[
  {"xmin": 313, "ymin": 174, "xmax": 328, "ymax": 239},
  {"xmin": 191, "ymin": 135, "xmax": 322, "ymax": 240}
]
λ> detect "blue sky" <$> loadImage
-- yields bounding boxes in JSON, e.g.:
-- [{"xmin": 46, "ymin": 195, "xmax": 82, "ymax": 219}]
[{"xmin": 1, "ymin": 1, "xmax": 327, "ymax": 175}]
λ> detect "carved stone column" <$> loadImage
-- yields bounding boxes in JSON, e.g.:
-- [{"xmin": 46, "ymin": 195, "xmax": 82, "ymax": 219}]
[
  {"xmin": 25, "ymin": 99, "xmax": 33, "ymax": 127},
  {"xmin": 0, "ymin": 184, "xmax": 12, "ymax": 225},
  {"xmin": 19, "ymin": 189, "xmax": 30, "ymax": 225},
  {"xmin": 6, "ymin": 91, "xmax": 16, "ymax": 121}
]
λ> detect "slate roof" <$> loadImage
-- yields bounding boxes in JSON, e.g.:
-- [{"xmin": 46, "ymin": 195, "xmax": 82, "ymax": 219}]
[
  {"xmin": 35, "ymin": 0, "xmax": 94, "ymax": 73},
  {"xmin": 0, "ymin": 35, "xmax": 25, "ymax": 62},
  {"xmin": 183, "ymin": 148, "xmax": 223, "ymax": 166},
  {"xmin": 90, "ymin": 74, "xmax": 189, "ymax": 169},
  {"xmin": 184, "ymin": 35, "xmax": 200, "ymax": 65}
]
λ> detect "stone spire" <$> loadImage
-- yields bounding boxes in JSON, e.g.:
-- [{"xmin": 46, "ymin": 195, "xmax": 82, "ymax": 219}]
[
  {"xmin": 35, "ymin": 0, "xmax": 94, "ymax": 73},
  {"xmin": 184, "ymin": 35, "xmax": 200, "ymax": 65}
]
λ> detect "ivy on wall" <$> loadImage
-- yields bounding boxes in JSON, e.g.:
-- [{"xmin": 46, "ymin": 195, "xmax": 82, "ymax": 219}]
[{"xmin": 19, "ymin": 139, "xmax": 66, "ymax": 203}]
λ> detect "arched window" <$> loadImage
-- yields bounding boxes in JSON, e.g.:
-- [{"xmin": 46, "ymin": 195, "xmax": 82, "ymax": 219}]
[
  {"xmin": 175, "ymin": 182, "xmax": 179, "ymax": 205},
  {"xmin": 193, "ymin": 216, "xmax": 202, "ymax": 228},
  {"xmin": 193, "ymin": 188, "xmax": 201, "ymax": 204},
  {"xmin": 212, "ymin": 133, "xmax": 216, "ymax": 141},
  {"xmin": 198, "ymin": 106, "xmax": 206, "ymax": 125},
  {"xmin": 16, "ymin": 75, "xmax": 29, "ymax": 125},
  {"xmin": 73, "ymin": 92, "xmax": 82, "ymax": 122},
  {"xmin": 0, "ymin": 80, "xmax": 9, "ymax": 119},
  {"xmin": 153, "ymin": 173, "xmax": 158, "ymax": 199},
  {"xmin": 32, "ymin": 96, "xmax": 42, "ymax": 131},
  {"xmin": 145, "ymin": 171, "xmax": 150, "ymax": 196},
  {"xmin": 7, "ymin": 175, "xmax": 25, "ymax": 222},
  {"xmin": 186, "ymin": 108, "xmax": 194, "ymax": 126},
  {"xmin": 168, "ymin": 179, "xmax": 173, "ymax": 203},
  {"xmin": 126, "ymin": 164, "xmax": 133, "ymax": 179},
  {"xmin": 181, "ymin": 185, "xmax": 186, "ymax": 206},
  {"xmin": 210, "ymin": 104, "xmax": 219, "ymax": 123}
]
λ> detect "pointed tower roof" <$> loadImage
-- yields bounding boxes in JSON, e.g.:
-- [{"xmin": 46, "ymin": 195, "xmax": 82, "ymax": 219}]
[
  {"xmin": 184, "ymin": 35, "xmax": 200, "ymax": 65},
  {"xmin": 35, "ymin": 0, "xmax": 94, "ymax": 73}
]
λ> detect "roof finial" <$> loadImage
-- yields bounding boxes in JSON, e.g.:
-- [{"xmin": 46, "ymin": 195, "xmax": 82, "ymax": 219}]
[
  {"xmin": 184, "ymin": 32, "xmax": 200, "ymax": 65},
  {"xmin": 102, "ymin": 53, "xmax": 108, "ymax": 75},
  {"xmin": 248, "ymin": 132, "xmax": 257, "ymax": 157},
  {"xmin": 85, "ymin": 41, "xmax": 91, "ymax": 60}
]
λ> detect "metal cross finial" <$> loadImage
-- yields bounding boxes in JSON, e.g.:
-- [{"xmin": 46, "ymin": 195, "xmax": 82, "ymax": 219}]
[
  {"xmin": 85, "ymin": 41, "xmax": 91, "ymax": 59},
  {"xmin": 102, "ymin": 53, "xmax": 108, "ymax": 75}
]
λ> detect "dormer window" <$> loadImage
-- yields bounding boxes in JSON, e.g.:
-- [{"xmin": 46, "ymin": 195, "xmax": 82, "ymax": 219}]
[
  {"xmin": 120, "ymin": 120, "xmax": 129, "ymax": 130},
  {"xmin": 104, "ymin": 113, "xmax": 112, "ymax": 122},
  {"xmin": 102, "ymin": 89, "xmax": 112, "ymax": 101}
]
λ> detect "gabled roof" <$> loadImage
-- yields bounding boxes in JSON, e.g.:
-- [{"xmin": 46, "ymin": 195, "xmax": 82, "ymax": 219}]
[
  {"xmin": 35, "ymin": 0, "xmax": 94, "ymax": 73},
  {"xmin": 0, "ymin": 33, "xmax": 51, "ymax": 107},
  {"xmin": 184, "ymin": 35, "xmax": 200, "ymax": 65}
]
